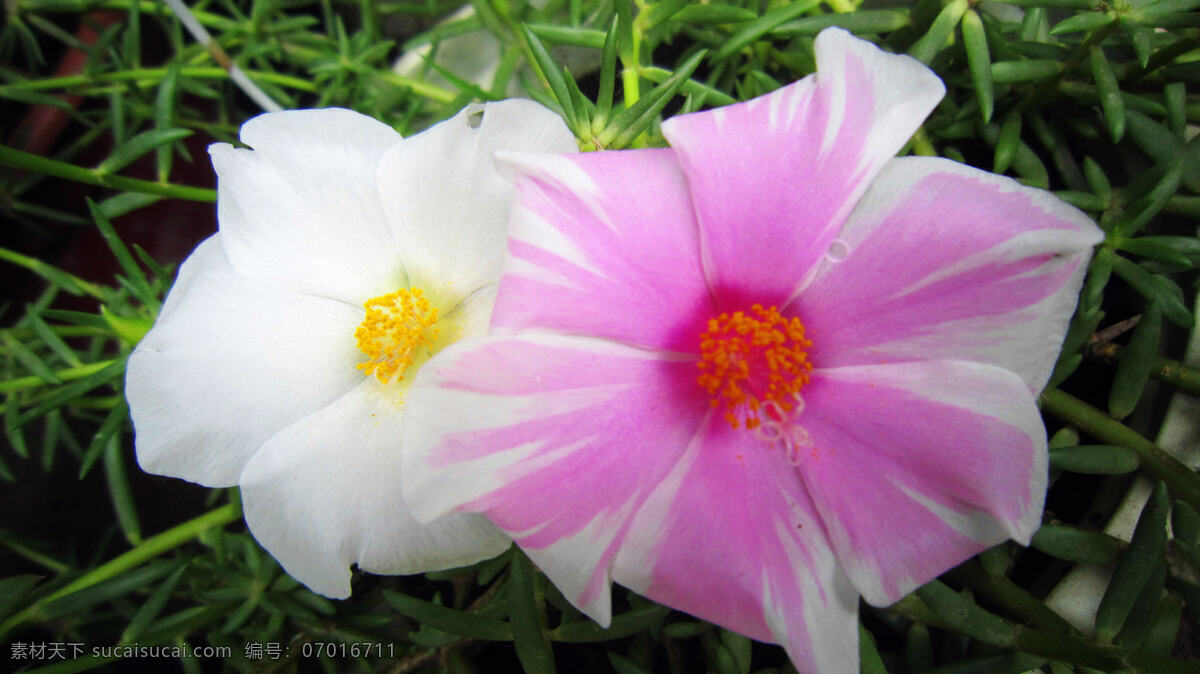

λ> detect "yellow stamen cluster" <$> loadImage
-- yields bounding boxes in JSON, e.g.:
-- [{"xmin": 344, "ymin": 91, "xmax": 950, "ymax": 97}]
[
  {"xmin": 697, "ymin": 304, "xmax": 812, "ymax": 430},
  {"xmin": 355, "ymin": 288, "xmax": 439, "ymax": 384}
]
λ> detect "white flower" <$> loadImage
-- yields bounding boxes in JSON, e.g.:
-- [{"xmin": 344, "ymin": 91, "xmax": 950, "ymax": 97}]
[{"xmin": 126, "ymin": 102, "xmax": 577, "ymax": 597}]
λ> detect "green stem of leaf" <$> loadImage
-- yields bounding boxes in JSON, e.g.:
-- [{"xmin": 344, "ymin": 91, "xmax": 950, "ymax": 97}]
[
  {"xmin": 0, "ymin": 145, "xmax": 215, "ymax": 202},
  {"xmin": 0, "ymin": 502, "xmax": 240, "ymax": 641},
  {"xmin": 1041, "ymin": 388, "xmax": 1200, "ymax": 511}
]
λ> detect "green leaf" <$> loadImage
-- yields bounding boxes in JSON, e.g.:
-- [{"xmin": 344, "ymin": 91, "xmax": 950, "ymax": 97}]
[
  {"xmin": 1, "ymin": 332, "xmax": 61, "ymax": 384},
  {"xmin": 993, "ymin": 112, "xmax": 1022, "ymax": 174},
  {"xmin": 1144, "ymin": 593, "xmax": 1184, "ymax": 656},
  {"xmin": 712, "ymin": 0, "xmax": 819, "ymax": 62},
  {"xmin": 1171, "ymin": 501, "xmax": 1200, "ymax": 570},
  {"xmin": 104, "ymin": 432, "xmax": 142, "ymax": 545},
  {"xmin": 907, "ymin": 0, "xmax": 967, "ymax": 64},
  {"xmin": 1090, "ymin": 47, "xmax": 1125, "ymax": 142},
  {"xmin": 674, "ymin": 5, "xmax": 758, "ymax": 25},
  {"xmin": 859, "ymin": 624, "xmax": 887, "ymax": 674},
  {"xmin": 1120, "ymin": 19, "xmax": 1154, "ymax": 68},
  {"xmin": 1051, "ymin": 12, "xmax": 1114, "ymax": 34},
  {"xmin": 510, "ymin": 551, "xmax": 555, "ymax": 674},
  {"xmin": 1095, "ymin": 481, "xmax": 1169, "ymax": 643},
  {"xmin": 9, "ymin": 358, "xmax": 126, "ymax": 430},
  {"xmin": 639, "ymin": 67, "xmax": 736, "ymax": 106},
  {"xmin": 1111, "ymin": 256, "xmax": 1192, "ymax": 328},
  {"xmin": 991, "ymin": 59, "xmax": 1061, "ymax": 83},
  {"xmin": 527, "ymin": 24, "xmax": 606, "ymax": 49},
  {"xmin": 0, "ymin": 247, "xmax": 99, "ymax": 298},
  {"xmin": 718, "ymin": 629, "xmax": 750, "ymax": 674},
  {"xmin": 1083, "ymin": 156, "xmax": 1112, "ymax": 203},
  {"xmin": 102, "ymin": 306, "xmax": 153, "ymax": 345},
  {"xmin": 1083, "ymin": 247, "xmax": 1114, "ymax": 312},
  {"xmin": 1050, "ymin": 445, "xmax": 1141, "ymax": 474},
  {"xmin": 592, "ymin": 16, "xmax": 619, "ymax": 132},
  {"xmin": 1118, "ymin": 236, "xmax": 1200, "ymax": 267},
  {"xmin": 521, "ymin": 24, "xmax": 578, "ymax": 132},
  {"xmin": 1164, "ymin": 82, "xmax": 1186, "ymax": 138},
  {"xmin": 94, "ymin": 128, "xmax": 193, "ymax": 177},
  {"xmin": 1124, "ymin": 110, "xmax": 1180, "ymax": 166},
  {"xmin": 80, "ymin": 398, "xmax": 130, "ymax": 479},
  {"xmin": 26, "ymin": 311, "xmax": 82, "ymax": 367},
  {"xmin": 88, "ymin": 199, "xmax": 157, "ymax": 310},
  {"xmin": 1109, "ymin": 299, "xmax": 1162, "ymax": 419},
  {"xmin": 636, "ymin": 0, "xmax": 691, "ymax": 32},
  {"xmin": 607, "ymin": 651, "xmax": 653, "ymax": 674},
  {"xmin": 120, "ymin": 562, "xmax": 188, "ymax": 642},
  {"xmin": 1055, "ymin": 191, "xmax": 1104, "ymax": 211},
  {"xmin": 1011, "ymin": 138, "xmax": 1049, "ymax": 188},
  {"xmin": 383, "ymin": 590, "xmax": 512, "ymax": 640},
  {"xmin": 598, "ymin": 49, "xmax": 706, "ymax": 150},
  {"xmin": 40, "ymin": 559, "xmax": 180, "ymax": 620},
  {"xmin": 1115, "ymin": 553, "xmax": 1166, "ymax": 648},
  {"xmin": 961, "ymin": 10, "xmax": 993, "ymax": 123},
  {"xmin": 662, "ymin": 621, "xmax": 709, "ymax": 638},
  {"xmin": 155, "ymin": 66, "xmax": 181, "ymax": 182},
  {"xmin": 1117, "ymin": 158, "xmax": 1184, "ymax": 238},
  {"xmin": 0, "ymin": 575, "xmax": 42, "ymax": 621},
  {"xmin": 918, "ymin": 651, "xmax": 1047, "ymax": 673},
  {"xmin": 904, "ymin": 623, "xmax": 934, "ymax": 673},
  {"xmin": 1032, "ymin": 524, "xmax": 1122, "ymax": 563},
  {"xmin": 915, "ymin": 581, "xmax": 1017, "ymax": 647},
  {"xmin": 774, "ymin": 10, "xmax": 910, "ymax": 36},
  {"xmin": 551, "ymin": 604, "xmax": 669, "ymax": 642}
]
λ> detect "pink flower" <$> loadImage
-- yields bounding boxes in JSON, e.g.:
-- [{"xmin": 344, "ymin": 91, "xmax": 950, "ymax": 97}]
[{"xmin": 400, "ymin": 28, "xmax": 1103, "ymax": 672}]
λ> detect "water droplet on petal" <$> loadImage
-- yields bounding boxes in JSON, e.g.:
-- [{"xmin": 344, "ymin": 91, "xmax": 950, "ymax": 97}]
[{"xmin": 827, "ymin": 239, "xmax": 849, "ymax": 262}]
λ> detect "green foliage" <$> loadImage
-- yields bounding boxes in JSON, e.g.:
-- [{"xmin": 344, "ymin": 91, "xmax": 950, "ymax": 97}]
[{"xmin": 0, "ymin": 0, "xmax": 1198, "ymax": 672}]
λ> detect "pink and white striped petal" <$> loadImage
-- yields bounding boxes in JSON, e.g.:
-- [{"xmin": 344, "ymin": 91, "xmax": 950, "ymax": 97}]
[
  {"xmin": 797, "ymin": 360, "xmax": 1047, "ymax": 606},
  {"xmin": 661, "ymin": 28, "xmax": 944, "ymax": 309},
  {"xmin": 612, "ymin": 420, "xmax": 860, "ymax": 673},
  {"xmin": 493, "ymin": 149, "xmax": 712, "ymax": 353},
  {"xmin": 240, "ymin": 380, "xmax": 511, "ymax": 599},
  {"xmin": 402, "ymin": 333, "xmax": 708, "ymax": 624},
  {"xmin": 209, "ymin": 108, "xmax": 404, "ymax": 303},
  {"xmin": 798, "ymin": 156, "xmax": 1103, "ymax": 391}
]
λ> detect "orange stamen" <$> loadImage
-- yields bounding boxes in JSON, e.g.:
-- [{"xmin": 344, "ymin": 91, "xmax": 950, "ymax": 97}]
[{"xmin": 697, "ymin": 304, "xmax": 812, "ymax": 430}]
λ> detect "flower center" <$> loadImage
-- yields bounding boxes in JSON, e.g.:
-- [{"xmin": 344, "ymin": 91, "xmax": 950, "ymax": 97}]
[
  {"xmin": 355, "ymin": 288, "xmax": 440, "ymax": 384},
  {"xmin": 697, "ymin": 304, "xmax": 812, "ymax": 431}
]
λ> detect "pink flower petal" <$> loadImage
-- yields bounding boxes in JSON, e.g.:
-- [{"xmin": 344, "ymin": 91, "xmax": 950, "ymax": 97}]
[
  {"xmin": 402, "ymin": 333, "xmax": 707, "ymax": 624},
  {"xmin": 661, "ymin": 28, "xmax": 944, "ymax": 309},
  {"xmin": 797, "ymin": 360, "xmax": 1047, "ymax": 606},
  {"xmin": 403, "ymin": 333, "xmax": 861, "ymax": 671},
  {"xmin": 799, "ymin": 157, "xmax": 1102, "ymax": 391},
  {"xmin": 493, "ymin": 149, "xmax": 712, "ymax": 352},
  {"xmin": 613, "ymin": 420, "xmax": 860, "ymax": 673}
]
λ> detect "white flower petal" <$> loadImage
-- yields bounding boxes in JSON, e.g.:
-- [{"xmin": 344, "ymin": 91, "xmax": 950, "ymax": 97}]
[
  {"xmin": 240, "ymin": 380, "xmax": 511, "ymax": 598},
  {"xmin": 377, "ymin": 99, "xmax": 576, "ymax": 295},
  {"xmin": 127, "ymin": 235, "xmax": 363, "ymax": 486},
  {"xmin": 210, "ymin": 108, "xmax": 405, "ymax": 302}
]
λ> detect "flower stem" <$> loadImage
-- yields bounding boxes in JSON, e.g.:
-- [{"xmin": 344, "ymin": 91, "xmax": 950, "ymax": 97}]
[
  {"xmin": 0, "ymin": 360, "xmax": 118, "ymax": 394},
  {"xmin": 0, "ymin": 502, "xmax": 240, "ymax": 641},
  {"xmin": 0, "ymin": 66, "xmax": 315, "ymax": 96},
  {"xmin": 946, "ymin": 560, "xmax": 1076, "ymax": 634},
  {"xmin": 0, "ymin": 145, "xmax": 216, "ymax": 202},
  {"xmin": 1087, "ymin": 342, "xmax": 1200, "ymax": 396},
  {"xmin": 1041, "ymin": 388, "xmax": 1200, "ymax": 510}
]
